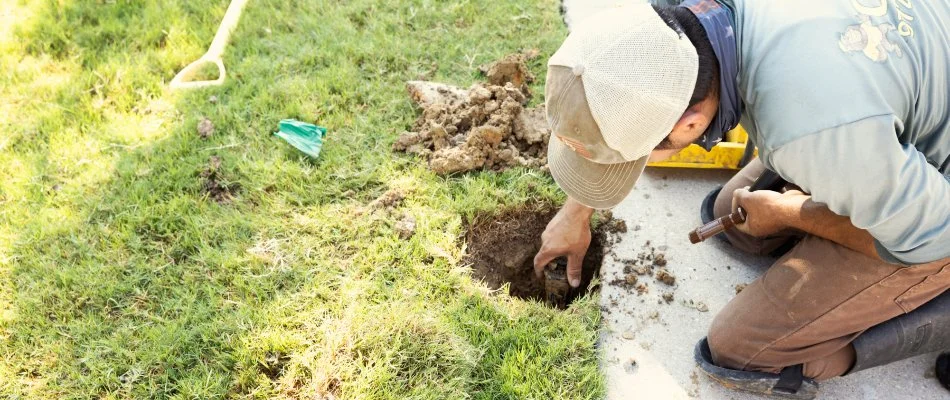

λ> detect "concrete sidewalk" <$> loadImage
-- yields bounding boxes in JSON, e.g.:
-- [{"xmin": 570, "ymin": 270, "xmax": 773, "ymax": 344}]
[{"xmin": 599, "ymin": 168, "xmax": 945, "ymax": 399}]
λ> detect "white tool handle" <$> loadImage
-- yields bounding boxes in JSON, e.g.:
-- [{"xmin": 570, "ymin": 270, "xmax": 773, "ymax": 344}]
[{"xmin": 170, "ymin": 0, "xmax": 249, "ymax": 90}]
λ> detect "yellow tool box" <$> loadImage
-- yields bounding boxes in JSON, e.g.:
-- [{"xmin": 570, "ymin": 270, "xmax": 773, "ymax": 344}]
[{"xmin": 647, "ymin": 125, "xmax": 756, "ymax": 169}]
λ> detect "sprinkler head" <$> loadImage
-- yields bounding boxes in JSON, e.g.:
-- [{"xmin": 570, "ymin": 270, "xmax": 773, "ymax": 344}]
[{"xmin": 544, "ymin": 258, "xmax": 570, "ymax": 308}]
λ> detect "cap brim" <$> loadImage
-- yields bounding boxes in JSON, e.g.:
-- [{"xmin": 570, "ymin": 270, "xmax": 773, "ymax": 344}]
[{"xmin": 548, "ymin": 136, "xmax": 648, "ymax": 210}]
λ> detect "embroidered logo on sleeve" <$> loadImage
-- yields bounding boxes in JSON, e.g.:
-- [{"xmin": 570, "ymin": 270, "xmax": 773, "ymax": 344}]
[{"xmin": 839, "ymin": 0, "xmax": 915, "ymax": 63}]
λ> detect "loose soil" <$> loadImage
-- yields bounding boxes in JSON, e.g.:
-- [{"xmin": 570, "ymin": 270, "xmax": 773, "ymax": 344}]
[
  {"xmin": 464, "ymin": 206, "xmax": 623, "ymax": 307},
  {"xmin": 201, "ymin": 156, "xmax": 239, "ymax": 204},
  {"xmin": 478, "ymin": 53, "xmax": 535, "ymax": 95},
  {"xmin": 394, "ymin": 54, "xmax": 550, "ymax": 175},
  {"xmin": 609, "ymin": 241, "xmax": 678, "ymax": 302},
  {"xmin": 368, "ymin": 188, "xmax": 405, "ymax": 210},
  {"xmin": 655, "ymin": 269, "xmax": 676, "ymax": 286}
]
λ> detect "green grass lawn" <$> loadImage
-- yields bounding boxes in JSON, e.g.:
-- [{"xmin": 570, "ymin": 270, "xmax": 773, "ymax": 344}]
[{"xmin": 0, "ymin": 0, "xmax": 605, "ymax": 398}]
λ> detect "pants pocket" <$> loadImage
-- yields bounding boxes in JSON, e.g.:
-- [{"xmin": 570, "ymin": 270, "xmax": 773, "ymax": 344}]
[{"xmin": 895, "ymin": 264, "xmax": 950, "ymax": 313}]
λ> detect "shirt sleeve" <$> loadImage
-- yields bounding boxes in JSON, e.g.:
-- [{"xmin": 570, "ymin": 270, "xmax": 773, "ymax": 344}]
[{"xmin": 766, "ymin": 115, "xmax": 950, "ymax": 265}]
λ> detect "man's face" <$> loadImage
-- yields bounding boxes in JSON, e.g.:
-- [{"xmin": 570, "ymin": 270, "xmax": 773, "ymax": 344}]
[{"xmin": 649, "ymin": 130, "xmax": 703, "ymax": 162}]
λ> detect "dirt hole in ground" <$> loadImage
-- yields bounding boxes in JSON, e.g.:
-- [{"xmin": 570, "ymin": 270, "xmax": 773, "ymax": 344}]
[{"xmin": 464, "ymin": 206, "xmax": 624, "ymax": 308}]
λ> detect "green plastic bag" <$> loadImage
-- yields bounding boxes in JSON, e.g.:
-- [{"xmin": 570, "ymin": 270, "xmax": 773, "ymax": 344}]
[{"xmin": 274, "ymin": 119, "xmax": 327, "ymax": 159}]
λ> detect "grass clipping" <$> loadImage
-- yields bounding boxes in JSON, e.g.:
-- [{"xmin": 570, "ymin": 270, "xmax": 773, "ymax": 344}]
[{"xmin": 393, "ymin": 54, "xmax": 550, "ymax": 174}]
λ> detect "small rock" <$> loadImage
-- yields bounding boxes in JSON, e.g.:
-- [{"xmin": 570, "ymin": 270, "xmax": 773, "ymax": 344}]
[
  {"xmin": 622, "ymin": 330, "xmax": 635, "ymax": 340},
  {"xmin": 684, "ymin": 300, "xmax": 710, "ymax": 312},
  {"xmin": 208, "ymin": 95, "xmax": 218, "ymax": 104}
]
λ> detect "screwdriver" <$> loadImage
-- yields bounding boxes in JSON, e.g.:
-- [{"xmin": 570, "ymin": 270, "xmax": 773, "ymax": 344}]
[
  {"xmin": 689, "ymin": 207, "xmax": 747, "ymax": 244},
  {"xmin": 689, "ymin": 169, "xmax": 786, "ymax": 244}
]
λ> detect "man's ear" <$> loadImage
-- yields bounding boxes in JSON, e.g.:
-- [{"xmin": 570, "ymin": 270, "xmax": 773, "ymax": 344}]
[{"xmin": 671, "ymin": 105, "xmax": 710, "ymax": 137}]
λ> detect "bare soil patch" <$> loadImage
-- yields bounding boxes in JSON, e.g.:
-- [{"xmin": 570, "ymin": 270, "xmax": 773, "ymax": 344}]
[
  {"xmin": 464, "ymin": 206, "xmax": 623, "ymax": 307},
  {"xmin": 201, "ymin": 156, "xmax": 240, "ymax": 203}
]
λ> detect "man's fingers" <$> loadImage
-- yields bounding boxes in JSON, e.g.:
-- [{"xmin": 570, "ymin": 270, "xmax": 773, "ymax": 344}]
[
  {"xmin": 533, "ymin": 250, "xmax": 554, "ymax": 279},
  {"xmin": 732, "ymin": 186, "xmax": 751, "ymax": 213},
  {"xmin": 567, "ymin": 253, "xmax": 584, "ymax": 288}
]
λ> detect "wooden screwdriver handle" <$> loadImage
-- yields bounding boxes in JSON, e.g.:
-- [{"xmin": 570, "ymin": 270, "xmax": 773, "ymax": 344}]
[{"xmin": 689, "ymin": 207, "xmax": 747, "ymax": 244}]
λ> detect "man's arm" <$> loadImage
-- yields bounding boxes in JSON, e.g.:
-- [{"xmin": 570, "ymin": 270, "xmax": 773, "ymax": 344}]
[
  {"xmin": 733, "ymin": 188, "xmax": 880, "ymax": 259},
  {"xmin": 765, "ymin": 115, "xmax": 950, "ymax": 264}
]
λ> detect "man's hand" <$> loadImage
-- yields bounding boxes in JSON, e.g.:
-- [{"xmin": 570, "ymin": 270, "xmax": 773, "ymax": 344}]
[
  {"xmin": 731, "ymin": 188, "xmax": 807, "ymax": 237},
  {"xmin": 534, "ymin": 198, "xmax": 595, "ymax": 288},
  {"xmin": 733, "ymin": 187, "xmax": 882, "ymax": 260}
]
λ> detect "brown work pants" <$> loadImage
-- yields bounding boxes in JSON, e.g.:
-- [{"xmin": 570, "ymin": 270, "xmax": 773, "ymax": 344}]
[{"xmin": 708, "ymin": 159, "xmax": 950, "ymax": 381}]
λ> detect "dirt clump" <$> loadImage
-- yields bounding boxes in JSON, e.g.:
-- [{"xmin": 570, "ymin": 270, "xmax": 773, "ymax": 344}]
[
  {"xmin": 197, "ymin": 117, "xmax": 214, "ymax": 139},
  {"xmin": 395, "ymin": 215, "xmax": 416, "ymax": 239},
  {"xmin": 201, "ymin": 156, "xmax": 239, "ymax": 204},
  {"xmin": 635, "ymin": 283, "xmax": 649, "ymax": 295},
  {"xmin": 621, "ymin": 242, "xmax": 670, "ymax": 278},
  {"xmin": 479, "ymin": 53, "xmax": 535, "ymax": 94},
  {"xmin": 600, "ymin": 211, "xmax": 628, "ymax": 234},
  {"xmin": 395, "ymin": 54, "xmax": 550, "ymax": 175},
  {"xmin": 656, "ymin": 269, "xmax": 676, "ymax": 286},
  {"xmin": 609, "ymin": 273, "xmax": 638, "ymax": 290},
  {"xmin": 662, "ymin": 292, "xmax": 674, "ymax": 304},
  {"xmin": 369, "ymin": 188, "xmax": 405, "ymax": 209},
  {"xmin": 464, "ymin": 205, "xmax": 624, "ymax": 307}
]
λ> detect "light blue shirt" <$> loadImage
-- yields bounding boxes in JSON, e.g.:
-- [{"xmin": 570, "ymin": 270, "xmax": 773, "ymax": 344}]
[{"xmin": 724, "ymin": 0, "xmax": 950, "ymax": 264}]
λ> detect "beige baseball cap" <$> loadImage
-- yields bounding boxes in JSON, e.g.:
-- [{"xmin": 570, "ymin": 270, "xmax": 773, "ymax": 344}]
[{"xmin": 546, "ymin": 4, "xmax": 698, "ymax": 209}]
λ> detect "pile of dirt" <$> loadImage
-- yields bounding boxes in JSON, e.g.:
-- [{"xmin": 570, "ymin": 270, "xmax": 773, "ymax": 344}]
[
  {"xmin": 464, "ymin": 206, "xmax": 625, "ymax": 307},
  {"xmin": 394, "ymin": 55, "xmax": 550, "ymax": 175},
  {"xmin": 478, "ymin": 53, "xmax": 535, "ymax": 94}
]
